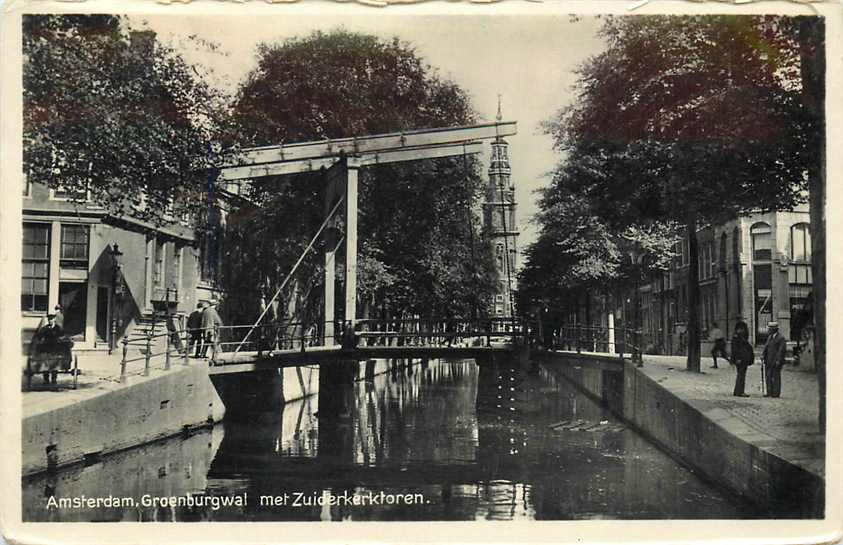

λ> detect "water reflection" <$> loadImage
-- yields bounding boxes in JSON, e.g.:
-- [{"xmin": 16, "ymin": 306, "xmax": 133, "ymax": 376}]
[
  {"xmin": 23, "ymin": 358, "xmax": 760, "ymax": 522},
  {"xmin": 206, "ymin": 359, "xmax": 759, "ymax": 521},
  {"xmin": 22, "ymin": 427, "xmax": 223, "ymax": 522}
]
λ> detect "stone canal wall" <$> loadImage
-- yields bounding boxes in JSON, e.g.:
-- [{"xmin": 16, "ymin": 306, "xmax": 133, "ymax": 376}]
[
  {"xmin": 542, "ymin": 351, "xmax": 823, "ymax": 517},
  {"xmin": 23, "ymin": 364, "xmax": 226, "ymax": 476}
]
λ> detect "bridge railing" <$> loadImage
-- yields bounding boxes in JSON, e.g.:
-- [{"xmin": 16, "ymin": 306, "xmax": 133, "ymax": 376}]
[
  {"xmin": 214, "ymin": 320, "xmax": 338, "ymax": 357},
  {"xmin": 207, "ymin": 316, "xmax": 537, "ymax": 362},
  {"xmin": 354, "ymin": 317, "xmax": 532, "ymax": 348},
  {"xmin": 118, "ymin": 326, "xmax": 199, "ymax": 382},
  {"xmin": 549, "ymin": 324, "xmax": 656, "ymax": 365}
]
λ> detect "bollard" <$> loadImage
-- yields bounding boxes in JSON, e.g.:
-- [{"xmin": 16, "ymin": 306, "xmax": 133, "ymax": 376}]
[
  {"xmin": 120, "ymin": 337, "xmax": 129, "ymax": 383},
  {"xmin": 144, "ymin": 331, "xmax": 152, "ymax": 376}
]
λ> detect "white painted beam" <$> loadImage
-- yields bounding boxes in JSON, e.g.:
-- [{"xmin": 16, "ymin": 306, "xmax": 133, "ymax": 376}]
[
  {"xmin": 345, "ymin": 163, "xmax": 359, "ymax": 324},
  {"xmin": 218, "ymin": 141, "xmax": 485, "ymax": 182},
  {"xmin": 218, "ymin": 121, "xmax": 516, "ymax": 170}
]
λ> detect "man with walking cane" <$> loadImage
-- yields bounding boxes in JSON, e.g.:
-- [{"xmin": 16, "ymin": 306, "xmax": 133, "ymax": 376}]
[
  {"xmin": 760, "ymin": 352, "xmax": 766, "ymax": 397},
  {"xmin": 762, "ymin": 322, "xmax": 787, "ymax": 397}
]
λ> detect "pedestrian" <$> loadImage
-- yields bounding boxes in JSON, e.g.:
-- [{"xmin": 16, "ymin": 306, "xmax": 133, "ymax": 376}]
[
  {"xmin": 53, "ymin": 304, "xmax": 65, "ymax": 332},
  {"xmin": 708, "ymin": 321, "xmax": 728, "ymax": 368},
  {"xmin": 762, "ymin": 322, "xmax": 787, "ymax": 398},
  {"xmin": 730, "ymin": 320, "xmax": 754, "ymax": 397},
  {"xmin": 187, "ymin": 302, "xmax": 204, "ymax": 357},
  {"xmin": 341, "ymin": 320, "xmax": 358, "ymax": 350},
  {"xmin": 201, "ymin": 301, "xmax": 223, "ymax": 359},
  {"xmin": 31, "ymin": 313, "xmax": 63, "ymax": 384}
]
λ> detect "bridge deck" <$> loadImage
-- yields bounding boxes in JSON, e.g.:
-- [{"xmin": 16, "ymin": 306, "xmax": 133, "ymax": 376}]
[{"xmin": 210, "ymin": 345, "xmax": 515, "ymax": 375}]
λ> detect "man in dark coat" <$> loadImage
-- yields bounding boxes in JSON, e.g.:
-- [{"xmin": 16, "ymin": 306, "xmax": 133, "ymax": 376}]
[
  {"xmin": 187, "ymin": 302, "xmax": 204, "ymax": 357},
  {"xmin": 31, "ymin": 313, "xmax": 64, "ymax": 384},
  {"xmin": 762, "ymin": 322, "xmax": 787, "ymax": 398},
  {"xmin": 730, "ymin": 320, "xmax": 754, "ymax": 397}
]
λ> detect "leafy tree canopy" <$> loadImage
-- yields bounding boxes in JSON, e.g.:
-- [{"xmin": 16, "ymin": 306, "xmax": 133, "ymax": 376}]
[
  {"xmin": 546, "ymin": 15, "xmax": 816, "ymax": 226},
  {"xmin": 23, "ymin": 15, "xmax": 225, "ymax": 224},
  {"xmin": 529, "ymin": 15, "xmax": 820, "ymax": 370},
  {"xmin": 223, "ymin": 29, "xmax": 498, "ymax": 322}
]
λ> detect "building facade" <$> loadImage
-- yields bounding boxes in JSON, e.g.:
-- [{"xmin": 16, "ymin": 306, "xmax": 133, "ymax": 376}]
[
  {"xmin": 640, "ymin": 203, "xmax": 813, "ymax": 354},
  {"xmin": 482, "ymin": 110, "xmax": 519, "ymax": 319},
  {"xmin": 21, "ymin": 176, "xmax": 222, "ymax": 353}
]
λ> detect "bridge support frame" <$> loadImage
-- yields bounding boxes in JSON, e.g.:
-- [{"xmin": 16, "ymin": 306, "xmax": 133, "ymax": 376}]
[{"xmin": 323, "ymin": 157, "xmax": 361, "ymax": 344}]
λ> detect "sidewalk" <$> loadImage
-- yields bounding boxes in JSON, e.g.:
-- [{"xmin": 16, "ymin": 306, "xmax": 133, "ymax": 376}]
[
  {"xmin": 634, "ymin": 353, "xmax": 824, "ymax": 478},
  {"xmin": 21, "ymin": 347, "xmax": 203, "ymax": 418}
]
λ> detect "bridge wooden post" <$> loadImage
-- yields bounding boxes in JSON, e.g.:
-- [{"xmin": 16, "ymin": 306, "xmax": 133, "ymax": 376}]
[
  {"xmin": 323, "ymin": 157, "xmax": 361, "ymax": 343},
  {"xmin": 345, "ymin": 158, "xmax": 361, "ymax": 325},
  {"xmin": 323, "ymin": 161, "xmax": 344, "ymax": 345}
]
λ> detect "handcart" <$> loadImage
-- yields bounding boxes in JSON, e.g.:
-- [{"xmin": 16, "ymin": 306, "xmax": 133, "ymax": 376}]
[{"xmin": 24, "ymin": 334, "xmax": 78, "ymax": 391}]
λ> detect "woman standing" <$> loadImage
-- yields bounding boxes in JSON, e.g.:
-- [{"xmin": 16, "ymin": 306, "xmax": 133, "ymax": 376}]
[{"xmin": 730, "ymin": 320, "xmax": 754, "ymax": 397}]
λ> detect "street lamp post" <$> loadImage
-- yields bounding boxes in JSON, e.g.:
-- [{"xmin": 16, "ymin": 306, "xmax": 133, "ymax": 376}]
[
  {"xmin": 109, "ymin": 243, "xmax": 124, "ymax": 355},
  {"xmin": 627, "ymin": 248, "xmax": 644, "ymax": 367}
]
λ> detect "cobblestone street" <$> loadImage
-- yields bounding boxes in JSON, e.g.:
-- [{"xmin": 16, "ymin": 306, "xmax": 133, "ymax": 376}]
[{"xmin": 636, "ymin": 354, "xmax": 824, "ymax": 478}]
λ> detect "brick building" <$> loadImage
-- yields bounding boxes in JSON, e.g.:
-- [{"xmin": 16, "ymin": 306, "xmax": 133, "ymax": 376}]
[{"xmin": 20, "ymin": 175, "xmax": 223, "ymax": 353}]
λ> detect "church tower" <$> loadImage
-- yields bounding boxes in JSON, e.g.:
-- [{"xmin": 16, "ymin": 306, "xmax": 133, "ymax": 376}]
[{"xmin": 482, "ymin": 99, "xmax": 519, "ymax": 319}]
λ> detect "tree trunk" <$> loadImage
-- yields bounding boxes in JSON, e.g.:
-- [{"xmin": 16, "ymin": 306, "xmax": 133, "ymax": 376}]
[
  {"xmin": 659, "ymin": 275, "xmax": 666, "ymax": 353},
  {"xmin": 798, "ymin": 17, "xmax": 826, "ymax": 431},
  {"xmin": 686, "ymin": 217, "xmax": 701, "ymax": 372}
]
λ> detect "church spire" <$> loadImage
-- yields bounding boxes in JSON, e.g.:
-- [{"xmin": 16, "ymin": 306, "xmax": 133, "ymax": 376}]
[{"xmin": 496, "ymin": 94, "xmax": 503, "ymax": 122}]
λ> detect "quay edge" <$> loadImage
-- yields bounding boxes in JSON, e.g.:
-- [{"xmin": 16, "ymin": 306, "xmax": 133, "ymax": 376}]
[{"xmin": 538, "ymin": 351, "xmax": 824, "ymax": 518}]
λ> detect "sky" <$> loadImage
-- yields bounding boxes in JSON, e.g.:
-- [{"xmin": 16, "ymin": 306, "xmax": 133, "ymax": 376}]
[{"xmin": 139, "ymin": 14, "xmax": 607, "ymax": 259}]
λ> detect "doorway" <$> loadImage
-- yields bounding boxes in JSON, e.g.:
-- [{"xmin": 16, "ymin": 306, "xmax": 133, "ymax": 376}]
[
  {"xmin": 753, "ymin": 264, "xmax": 773, "ymax": 344},
  {"xmin": 96, "ymin": 286, "xmax": 110, "ymax": 346},
  {"xmin": 58, "ymin": 281, "xmax": 88, "ymax": 341}
]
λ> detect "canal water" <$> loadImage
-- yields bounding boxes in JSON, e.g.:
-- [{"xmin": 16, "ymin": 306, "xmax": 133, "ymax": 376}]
[{"xmin": 23, "ymin": 359, "xmax": 760, "ymax": 522}]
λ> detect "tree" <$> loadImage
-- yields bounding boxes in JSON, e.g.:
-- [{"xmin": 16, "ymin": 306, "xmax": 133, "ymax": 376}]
[
  {"xmin": 518, "ymin": 167, "xmax": 677, "ymax": 345},
  {"xmin": 23, "ymin": 15, "xmax": 225, "ymax": 224},
  {"xmin": 546, "ymin": 15, "xmax": 819, "ymax": 372},
  {"xmin": 224, "ymin": 30, "xmax": 498, "ymax": 324}
]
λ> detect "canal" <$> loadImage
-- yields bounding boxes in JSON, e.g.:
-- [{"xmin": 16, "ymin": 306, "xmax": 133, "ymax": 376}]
[{"xmin": 23, "ymin": 359, "xmax": 761, "ymax": 521}]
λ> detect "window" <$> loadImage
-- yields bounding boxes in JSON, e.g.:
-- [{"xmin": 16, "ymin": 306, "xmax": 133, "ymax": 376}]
[
  {"xmin": 788, "ymin": 224, "xmax": 813, "ymax": 327},
  {"xmin": 790, "ymin": 223, "xmax": 811, "ymax": 263},
  {"xmin": 153, "ymin": 239, "xmax": 165, "ymax": 286},
  {"xmin": 751, "ymin": 223, "xmax": 772, "ymax": 261},
  {"xmin": 22, "ymin": 223, "xmax": 50, "ymax": 312},
  {"xmin": 52, "ymin": 183, "xmax": 89, "ymax": 202},
  {"xmin": 788, "ymin": 264, "xmax": 812, "ymax": 284},
  {"xmin": 711, "ymin": 241, "xmax": 718, "ymax": 278},
  {"xmin": 60, "ymin": 224, "xmax": 89, "ymax": 268},
  {"xmin": 732, "ymin": 227, "xmax": 740, "ymax": 265},
  {"xmin": 719, "ymin": 233, "xmax": 727, "ymax": 272},
  {"xmin": 174, "ymin": 245, "xmax": 183, "ymax": 297},
  {"xmin": 698, "ymin": 241, "xmax": 715, "ymax": 280}
]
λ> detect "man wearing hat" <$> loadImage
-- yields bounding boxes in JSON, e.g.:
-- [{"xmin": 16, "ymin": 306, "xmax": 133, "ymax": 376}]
[
  {"xmin": 761, "ymin": 322, "xmax": 787, "ymax": 397},
  {"xmin": 200, "ymin": 300, "xmax": 223, "ymax": 359}
]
